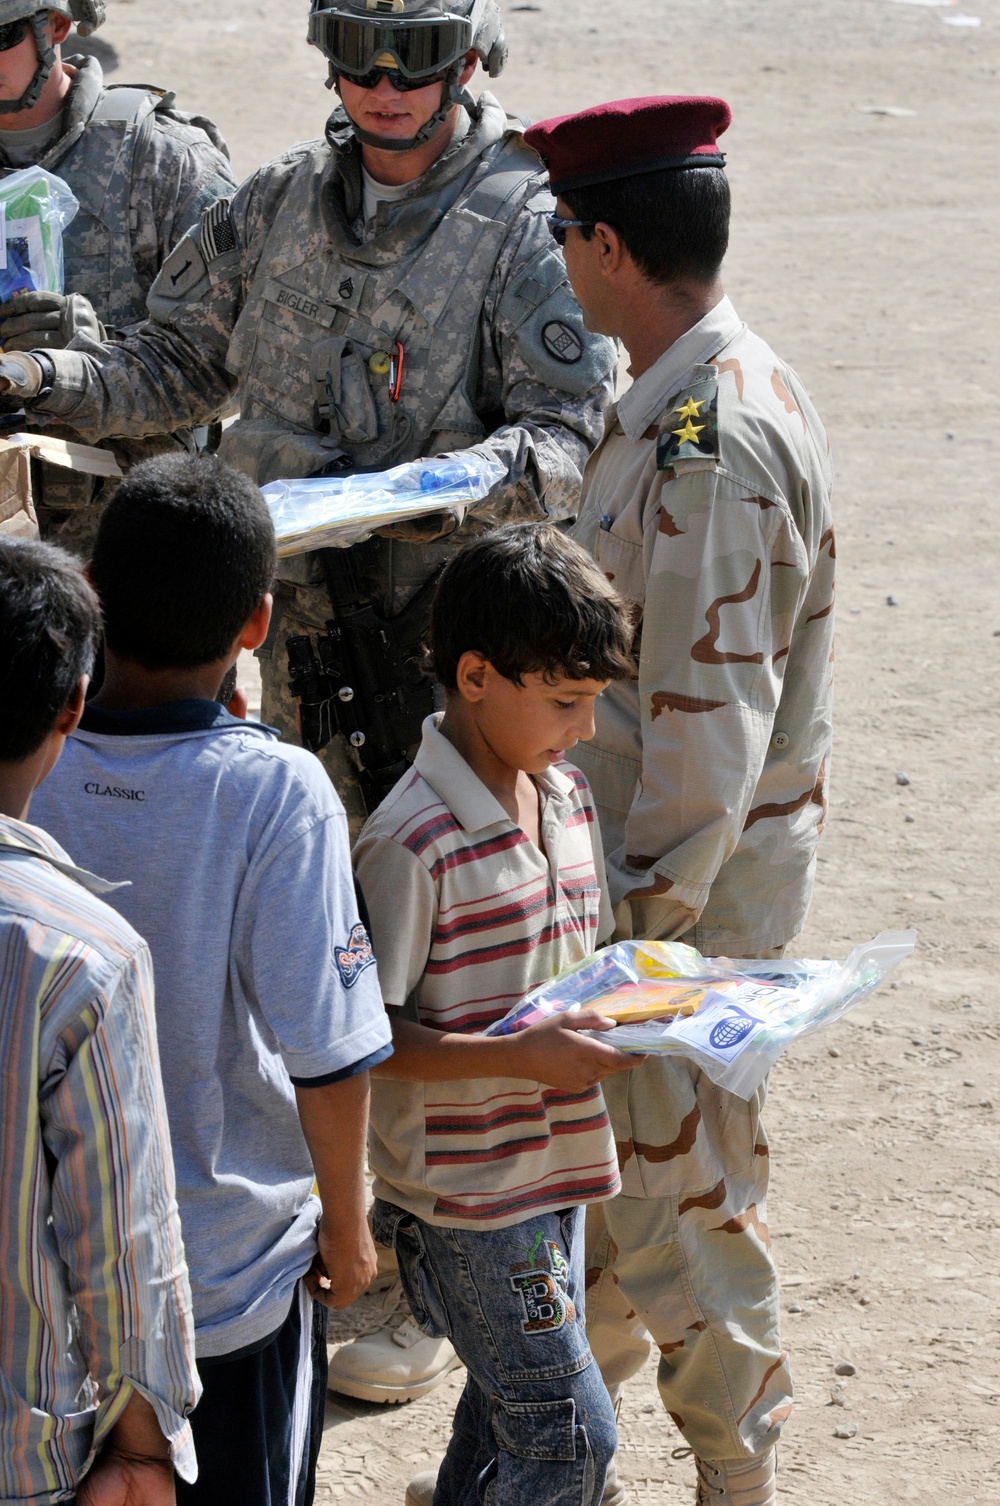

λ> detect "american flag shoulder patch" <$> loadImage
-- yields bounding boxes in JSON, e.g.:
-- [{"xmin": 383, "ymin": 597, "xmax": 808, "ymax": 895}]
[{"xmin": 200, "ymin": 198, "xmax": 239, "ymax": 261}]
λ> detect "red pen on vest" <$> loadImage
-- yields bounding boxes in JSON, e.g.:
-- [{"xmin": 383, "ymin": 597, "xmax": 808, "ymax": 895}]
[{"xmin": 389, "ymin": 340, "xmax": 404, "ymax": 403}]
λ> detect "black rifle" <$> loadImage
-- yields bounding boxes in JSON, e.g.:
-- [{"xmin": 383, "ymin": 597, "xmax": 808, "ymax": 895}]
[{"xmin": 286, "ymin": 544, "xmax": 438, "ymax": 813}]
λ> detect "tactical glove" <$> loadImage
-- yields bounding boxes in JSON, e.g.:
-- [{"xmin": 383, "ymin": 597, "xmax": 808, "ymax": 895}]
[
  {"xmin": 0, "ymin": 290, "xmax": 105, "ymax": 352},
  {"xmin": 375, "ymin": 504, "xmax": 467, "ymax": 544},
  {"xmin": 0, "ymin": 351, "xmax": 45, "ymax": 409}
]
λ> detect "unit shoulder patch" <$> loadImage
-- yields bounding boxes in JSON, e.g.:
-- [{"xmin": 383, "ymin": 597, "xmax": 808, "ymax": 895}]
[
  {"xmin": 156, "ymin": 232, "xmax": 207, "ymax": 301},
  {"xmin": 656, "ymin": 375, "xmax": 720, "ymax": 473},
  {"xmin": 541, "ymin": 319, "xmax": 584, "ymax": 364}
]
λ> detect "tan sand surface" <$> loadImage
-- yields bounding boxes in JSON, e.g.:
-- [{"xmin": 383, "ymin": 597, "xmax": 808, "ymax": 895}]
[{"xmin": 104, "ymin": 3, "xmax": 1000, "ymax": 1499}]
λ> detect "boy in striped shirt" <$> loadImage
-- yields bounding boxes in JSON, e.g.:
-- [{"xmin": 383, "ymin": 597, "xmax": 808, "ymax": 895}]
[{"xmin": 355, "ymin": 525, "xmax": 639, "ymax": 1506}]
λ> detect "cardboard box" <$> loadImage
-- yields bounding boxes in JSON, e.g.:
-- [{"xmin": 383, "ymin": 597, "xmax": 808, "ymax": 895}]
[
  {"xmin": 0, "ymin": 442, "xmax": 35, "ymax": 538},
  {"xmin": 0, "ymin": 432, "xmax": 123, "ymax": 540}
]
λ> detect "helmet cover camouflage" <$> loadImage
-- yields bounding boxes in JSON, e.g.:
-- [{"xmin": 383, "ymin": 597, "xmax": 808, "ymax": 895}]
[
  {"xmin": 0, "ymin": 2, "xmax": 105, "ymax": 34},
  {"xmin": 0, "ymin": 3, "xmax": 104, "ymax": 115}
]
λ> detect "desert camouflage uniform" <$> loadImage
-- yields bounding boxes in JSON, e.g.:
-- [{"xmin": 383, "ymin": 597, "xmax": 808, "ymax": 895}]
[
  {"xmin": 571, "ymin": 295, "xmax": 834, "ymax": 1465},
  {"xmin": 1, "ymin": 54, "xmax": 236, "ymax": 553},
  {"xmin": 33, "ymin": 95, "xmax": 615, "ymax": 822}
]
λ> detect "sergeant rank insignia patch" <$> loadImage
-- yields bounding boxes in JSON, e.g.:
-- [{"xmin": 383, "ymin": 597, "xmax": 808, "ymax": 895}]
[{"xmin": 656, "ymin": 374, "xmax": 720, "ymax": 475}]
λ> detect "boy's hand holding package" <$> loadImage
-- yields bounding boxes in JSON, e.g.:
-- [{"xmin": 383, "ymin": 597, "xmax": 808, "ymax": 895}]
[
  {"xmin": 509, "ymin": 1008, "xmax": 641, "ymax": 1091},
  {"xmin": 380, "ymin": 1008, "xmax": 640, "ymax": 1095}
]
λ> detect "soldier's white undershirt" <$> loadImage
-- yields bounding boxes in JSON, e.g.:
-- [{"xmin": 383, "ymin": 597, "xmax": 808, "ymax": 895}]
[
  {"xmin": 360, "ymin": 111, "xmax": 472, "ymax": 226},
  {"xmin": 361, "ymin": 165, "xmax": 414, "ymax": 225},
  {"xmin": 0, "ymin": 111, "xmax": 66, "ymax": 167}
]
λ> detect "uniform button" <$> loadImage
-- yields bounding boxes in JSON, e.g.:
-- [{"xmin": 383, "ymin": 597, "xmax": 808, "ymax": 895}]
[{"xmin": 771, "ymin": 731, "xmax": 790, "ymax": 751}]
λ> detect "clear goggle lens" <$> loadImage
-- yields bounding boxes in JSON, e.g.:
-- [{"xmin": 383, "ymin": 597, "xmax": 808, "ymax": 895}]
[{"xmin": 308, "ymin": 11, "xmax": 473, "ymax": 79}]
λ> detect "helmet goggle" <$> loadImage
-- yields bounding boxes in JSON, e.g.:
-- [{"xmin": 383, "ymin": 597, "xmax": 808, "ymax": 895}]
[{"xmin": 308, "ymin": 11, "xmax": 474, "ymax": 82}]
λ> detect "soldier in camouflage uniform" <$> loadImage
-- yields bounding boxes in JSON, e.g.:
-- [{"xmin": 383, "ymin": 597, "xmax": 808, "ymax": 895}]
[
  {"xmin": 0, "ymin": 1, "xmax": 235, "ymax": 554},
  {"xmin": 0, "ymin": 0, "xmax": 616, "ymax": 1411},
  {"xmin": 0, "ymin": 0, "xmax": 614, "ymax": 827},
  {"xmin": 524, "ymin": 98, "xmax": 835, "ymax": 1506}
]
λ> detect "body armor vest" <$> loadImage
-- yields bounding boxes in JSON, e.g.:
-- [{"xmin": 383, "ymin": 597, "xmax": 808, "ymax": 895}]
[
  {"xmin": 221, "ymin": 129, "xmax": 543, "ymax": 488},
  {"xmin": 44, "ymin": 84, "xmax": 159, "ymax": 331}
]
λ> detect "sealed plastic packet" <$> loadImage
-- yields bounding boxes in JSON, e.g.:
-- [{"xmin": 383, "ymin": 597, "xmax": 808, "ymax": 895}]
[
  {"xmin": 485, "ymin": 931, "xmax": 917, "ymax": 1100},
  {"xmin": 0, "ymin": 167, "xmax": 79, "ymax": 303},
  {"xmin": 261, "ymin": 452, "xmax": 506, "ymax": 555}
]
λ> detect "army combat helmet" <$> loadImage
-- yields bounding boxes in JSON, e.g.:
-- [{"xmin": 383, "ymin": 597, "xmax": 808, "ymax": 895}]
[
  {"xmin": 308, "ymin": 0, "xmax": 507, "ymax": 152},
  {"xmin": 0, "ymin": 2, "xmax": 105, "ymax": 114}
]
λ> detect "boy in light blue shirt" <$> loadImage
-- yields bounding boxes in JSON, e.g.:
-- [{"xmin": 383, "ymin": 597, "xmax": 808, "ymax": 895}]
[{"xmin": 33, "ymin": 454, "xmax": 392, "ymax": 1506}]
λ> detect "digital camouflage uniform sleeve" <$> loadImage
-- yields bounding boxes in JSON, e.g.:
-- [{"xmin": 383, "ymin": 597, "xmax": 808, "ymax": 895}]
[
  {"xmin": 126, "ymin": 106, "xmax": 238, "ymax": 306},
  {"xmin": 30, "ymin": 152, "xmax": 284, "ymax": 439},
  {"xmin": 467, "ymin": 193, "xmax": 616, "ymax": 522}
]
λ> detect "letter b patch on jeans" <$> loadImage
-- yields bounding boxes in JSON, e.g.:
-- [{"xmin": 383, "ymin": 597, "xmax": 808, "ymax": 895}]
[{"xmin": 510, "ymin": 1239, "xmax": 577, "ymax": 1336}]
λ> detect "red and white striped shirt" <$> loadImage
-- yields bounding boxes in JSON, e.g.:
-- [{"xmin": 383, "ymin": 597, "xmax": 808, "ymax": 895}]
[{"xmin": 355, "ymin": 716, "xmax": 621, "ymax": 1230}]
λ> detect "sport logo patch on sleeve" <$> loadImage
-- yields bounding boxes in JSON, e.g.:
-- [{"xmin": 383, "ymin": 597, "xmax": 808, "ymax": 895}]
[{"xmin": 335, "ymin": 922, "xmax": 375, "ymax": 988}]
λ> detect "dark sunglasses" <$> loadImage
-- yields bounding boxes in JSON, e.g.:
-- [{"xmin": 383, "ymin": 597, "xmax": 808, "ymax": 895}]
[
  {"xmin": 546, "ymin": 214, "xmax": 596, "ymax": 248},
  {"xmin": 339, "ymin": 64, "xmax": 451, "ymax": 93},
  {"xmin": 0, "ymin": 19, "xmax": 30, "ymax": 53}
]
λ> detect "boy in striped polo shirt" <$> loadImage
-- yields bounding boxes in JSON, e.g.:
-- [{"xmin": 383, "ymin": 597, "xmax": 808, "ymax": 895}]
[{"xmin": 355, "ymin": 525, "xmax": 640, "ymax": 1506}]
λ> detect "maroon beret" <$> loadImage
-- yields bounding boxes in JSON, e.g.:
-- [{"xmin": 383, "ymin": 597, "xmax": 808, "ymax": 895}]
[{"xmin": 524, "ymin": 95, "xmax": 731, "ymax": 195}]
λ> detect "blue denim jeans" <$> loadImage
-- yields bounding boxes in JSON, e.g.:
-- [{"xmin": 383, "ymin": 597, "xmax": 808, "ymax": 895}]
[{"xmin": 371, "ymin": 1201, "xmax": 617, "ymax": 1506}]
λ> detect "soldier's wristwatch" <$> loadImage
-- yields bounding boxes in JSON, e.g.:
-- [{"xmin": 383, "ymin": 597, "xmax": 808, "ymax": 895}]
[{"xmin": 32, "ymin": 351, "xmax": 56, "ymax": 400}]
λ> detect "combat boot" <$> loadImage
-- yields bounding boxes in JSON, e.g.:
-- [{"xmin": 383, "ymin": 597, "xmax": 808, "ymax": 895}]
[
  {"xmin": 679, "ymin": 1448, "xmax": 776, "ymax": 1506},
  {"xmin": 327, "ymin": 1279, "xmax": 463, "ymax": 1404}
]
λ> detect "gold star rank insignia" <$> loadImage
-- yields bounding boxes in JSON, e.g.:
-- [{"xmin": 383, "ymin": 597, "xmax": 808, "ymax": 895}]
[
  {"xmin": 672, "ymin": 418, "xmax": 705, "ymax": 446},
  {"xmin": 657, "ymin": 375, "xmax": 721, "ymax": 473}
]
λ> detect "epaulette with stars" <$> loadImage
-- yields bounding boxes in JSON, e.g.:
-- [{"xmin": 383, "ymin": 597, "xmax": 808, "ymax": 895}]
[{"xmin": 656, "ymin": 374, "xmax": 720, "ymax": 475}]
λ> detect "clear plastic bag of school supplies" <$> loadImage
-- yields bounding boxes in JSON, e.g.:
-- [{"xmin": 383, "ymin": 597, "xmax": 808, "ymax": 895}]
[
  {"xmin": 484, "ymin": 931, "xmax": 916, "ymax": 1100},
  {"xmin": 0, "ymin": 167, "xmax": 79, "ymax": 303},
  {"xmin": 261, "ymin": 452, "xmax": 506, "ymax": 556}
]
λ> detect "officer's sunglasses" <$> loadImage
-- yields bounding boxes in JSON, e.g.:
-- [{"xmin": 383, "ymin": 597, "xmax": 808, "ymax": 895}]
[
  {"xmin": 546, "ymin": 214, "xmax": 596, "ymax": 248},
  {"xmin": 0, "ymin": 18, "xmax": 31, "ymax": 52}
]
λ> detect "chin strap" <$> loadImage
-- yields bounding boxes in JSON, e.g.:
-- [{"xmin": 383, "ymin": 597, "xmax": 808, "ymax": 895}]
[
  {"xmin": 333, "ymin": 62, "xmax": 476, "ymax": 153},
  {"xmin": 0, "ymin": 13, "xmax": 57, "ymax": 116}
]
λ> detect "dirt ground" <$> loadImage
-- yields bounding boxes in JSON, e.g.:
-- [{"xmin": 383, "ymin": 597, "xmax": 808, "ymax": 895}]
[{"xmin": 97, "ymin": 2, "xmax": 999, "ymax": 1501}]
